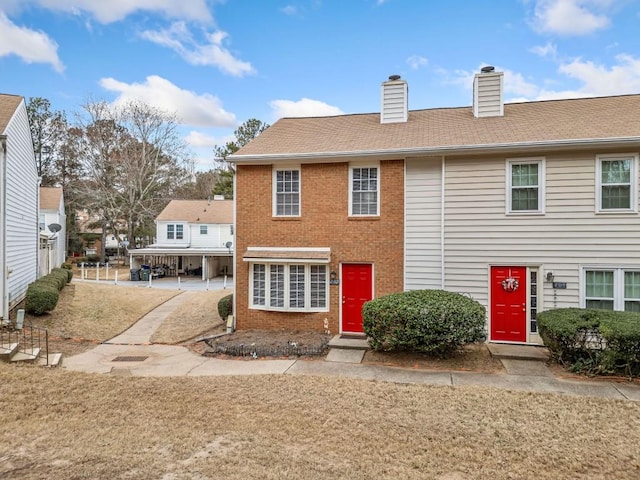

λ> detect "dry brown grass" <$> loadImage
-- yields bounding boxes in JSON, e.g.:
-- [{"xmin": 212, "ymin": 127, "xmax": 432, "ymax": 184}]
[
  {"xmin": 26, "ymin": 282, "xmax": 178, "ymax": 355},
  {"xmin": 151, "ymin": 290, "xmax": 228, "ymax": 344},
  {"xmin": 1, "ymin": 364, "xmax": 639, "ymax": 479}
]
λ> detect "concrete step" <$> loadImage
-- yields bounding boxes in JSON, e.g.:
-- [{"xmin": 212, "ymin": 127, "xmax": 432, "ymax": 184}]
[
  {"xmin": 328, "ymin": 335, "xmax": 369, "ymax": 350},
  {"xmin": 38, "ymin": 352, "xmax": 63, "ymax": 368},
  {"xmin": 10, "ymin": 347, "xmax": 41, "ymax": 363},
  {"xmin": 0, "ymin": 342, "xmax": 19, "ymax": 361},
  {"xmin": 487, "ymin": 343, "xmax": 549, "ymax": 361}
]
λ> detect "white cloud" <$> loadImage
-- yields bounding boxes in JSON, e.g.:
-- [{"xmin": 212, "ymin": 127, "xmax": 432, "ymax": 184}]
[
  {"xmin": 530, "ymin": 42, "xmax": 558, "ymax": 59},
  {"xmin": 185, "ymin": 131, "xmax": 228, "ymax": 149},
  {"xmin": 531, "ymin": 0, "xmax": 613, "ymax": 35},
  {"xmin": 281, "ymin": 5, "xmax": 298, "ymax": 15},
  {"xmin": 407, "ymin": 55, "xmax": 428, "ymax": 70},
  {"xmin": 20, "ymin": 0, "xmax": 212, "ymax": 24},
  {"xmin": 0, "ymin": 12, "xmax": 64, "ymax": 72},
  {"xmin": 99, "ymin": 75, "xmax": 236, "ymax": 128},
  {"xmin": 269, "ymin": 98, "xmax": 344, "ymax": 119},
  {"xmin": 140, "ymin": 22, "xmax": 255, "ymax": 77},
  {"xmin": 557, "ymin": 54, "xmax": 640, "ymax": 96}
]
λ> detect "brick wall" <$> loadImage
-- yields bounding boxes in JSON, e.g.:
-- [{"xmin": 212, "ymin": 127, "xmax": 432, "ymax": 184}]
[{"xmin": 235, "ymin": 160, "xmax": 404, "ymax": 333}]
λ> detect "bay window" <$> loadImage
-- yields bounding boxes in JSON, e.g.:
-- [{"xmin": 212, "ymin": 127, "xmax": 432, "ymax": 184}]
[{"xmin": 250, "ymin": 263, "xmax": 328, "ymax": 311}]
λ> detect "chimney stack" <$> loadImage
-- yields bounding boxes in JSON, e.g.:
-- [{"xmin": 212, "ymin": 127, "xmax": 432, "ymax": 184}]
[
  {"xmin": 381, "ymin": 75, "xmax": 408, "ymax": 124},
  {"xmin": 473, "ymin": 66, "xmax": 504, "ymax": 118}
]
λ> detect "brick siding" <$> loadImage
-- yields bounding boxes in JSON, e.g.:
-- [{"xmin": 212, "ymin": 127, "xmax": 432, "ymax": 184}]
[{"xmin": 235, "ymin": 160, "xmax": 404, "ymax": 333}]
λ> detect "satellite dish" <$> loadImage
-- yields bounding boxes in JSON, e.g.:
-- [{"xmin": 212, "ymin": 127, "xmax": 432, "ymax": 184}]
[
  {"xmin": 225, "ymin": 241, "xmax": 233, "ymax": 249},
  {"xmin": 48, "ymin": 223, "xmax": 62, "ymax": 233}
]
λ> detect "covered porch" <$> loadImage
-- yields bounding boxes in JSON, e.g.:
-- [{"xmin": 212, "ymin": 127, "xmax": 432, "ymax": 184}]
[{"xmin": 128, "ymin": 246, "xmax": 232, "ymax": 280}]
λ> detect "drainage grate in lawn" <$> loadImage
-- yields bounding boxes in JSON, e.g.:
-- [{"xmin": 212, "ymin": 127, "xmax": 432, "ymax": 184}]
[{"xmin": 112, "ymin": 356, "xmax": 148, "ymax": 362}]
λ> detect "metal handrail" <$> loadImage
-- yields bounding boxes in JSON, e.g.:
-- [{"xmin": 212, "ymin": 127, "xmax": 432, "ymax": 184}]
[{"xmin": 0, "ymin": 323, "xmax": 49, "ymax": 365}]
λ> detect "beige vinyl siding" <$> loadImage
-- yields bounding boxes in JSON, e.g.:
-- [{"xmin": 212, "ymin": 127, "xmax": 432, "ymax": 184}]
[
  {"xmin": 4, "ymin": 100, "xmax": 38, "ymax": 310},
  {"xmin": 442, "ymin": 152, "xmax": 640, "ymax": 312},
  {"xmin": 405, "ymin": 157, "xmax": 442, "ymax": 290}
]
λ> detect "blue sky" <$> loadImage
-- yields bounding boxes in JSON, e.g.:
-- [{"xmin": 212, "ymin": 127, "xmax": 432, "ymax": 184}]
[{"xmin": 2, "ymin": 0, "xmax": 640, "ymax": 169}]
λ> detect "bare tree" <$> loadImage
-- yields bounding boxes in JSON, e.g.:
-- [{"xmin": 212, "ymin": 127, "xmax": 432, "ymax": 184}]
[{"xmin": 75, "ymin": 100, "xmax": 192, "ymax": 260}]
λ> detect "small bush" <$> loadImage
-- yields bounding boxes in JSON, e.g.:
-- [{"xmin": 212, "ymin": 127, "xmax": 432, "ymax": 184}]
[
  {"xmin": 55, "ymin": 266, "xmax": 73, "ymax": 282},
  {"xmin": 363, "ymin": 289, "xmax": 486, "ymax": 357},
  {"xmin": 51, "ymin": 268, "xmax": 70, "ymax": 287},
  {"xmin": 25, "ymin": 283, "xmax": 59, "ymax": 315},
  {"xmin": 218, "ymin": 294, "xmax": 233, "ymax": 320},
  {"xmin": 538, "ymin": 308, "xmax": 640, "ymax": 377},
  {"xmin": 61, "ymin": 262, "xmax": 72, "ymax": 270}
]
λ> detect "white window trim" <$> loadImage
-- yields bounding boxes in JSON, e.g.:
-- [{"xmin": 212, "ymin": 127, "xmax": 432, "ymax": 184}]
[
  {"xmin": 581, "ymin": 266, "xmax": 640, "ymax": 311},
  {"xmin": 249, "ymin": 262, "xmax": 329, "ymax": 312},
  {"xmin": 505, "ymin": 157, "xmax": 545, "ymax": 215},
  {"xmin": 595, "ymin": 153, "xmax": 639, "ymax": 214},
  {"xmin": 167, "ymin": 224, "xmax": 175, "ymax": 240},
  {"xmin": 272, "ymin": 166, "xmax": 301, "ymax": 217},
  {"xmin": 349, "ymin": 162, "xmax": 380, "ymax": 217}
]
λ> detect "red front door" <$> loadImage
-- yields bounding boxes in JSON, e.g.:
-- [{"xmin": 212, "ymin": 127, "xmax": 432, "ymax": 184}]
[
  {"xmin": 490, "ymin": 266, "xmax": 527, "ymax": 343},
  {"xmin": 341, "ymin": 264, "xmax": 373, "ymax": 334}
]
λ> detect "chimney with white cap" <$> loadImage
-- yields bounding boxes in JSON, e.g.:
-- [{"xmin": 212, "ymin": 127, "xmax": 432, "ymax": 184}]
[
  {"xmin": 381, "ymin": 74, "xmax": 408, "ymax": 124},
  {"xmin": 473, "ymin": 66, "xmax": 504, "ymax": 118}
]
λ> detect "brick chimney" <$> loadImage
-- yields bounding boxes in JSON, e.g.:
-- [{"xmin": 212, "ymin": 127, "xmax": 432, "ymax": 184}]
[
  {"xmin": 473, "ymin": 66, "xmax": 504, "ymax": 118},
  {"xmin": 381, "ymin": 75, "xmax": 408, "ymax": 124}
]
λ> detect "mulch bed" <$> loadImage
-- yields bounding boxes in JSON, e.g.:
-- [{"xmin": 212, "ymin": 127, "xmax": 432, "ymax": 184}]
[{"xmin": 201, "ymin": 329, "xmax": 331, "ymax": 358}]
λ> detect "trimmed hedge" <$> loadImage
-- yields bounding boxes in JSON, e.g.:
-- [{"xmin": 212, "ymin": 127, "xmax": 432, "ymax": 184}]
[
  {"xmin": 25, "ymin": 283, "xmax": 59, "ymax": 315},
  {"xmin": 25, "ymin": 268, "xmax": 72, "ymax": 315},
  {"xmin": 538, "ymin": 308, "xmax": 640, "ymax": 377},
  {"xmin": 218, "ymin": 293, "xmax": 233, "ymax": 320},
  {"xmin": 362, "ymin": 289, "xmax": 486, "ymax": 357}
]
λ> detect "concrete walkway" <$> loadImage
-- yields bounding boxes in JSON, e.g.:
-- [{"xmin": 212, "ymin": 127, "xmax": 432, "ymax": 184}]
[{"xmin": 62, "ymin": 298, "xmax": 640, "ymax": 402}]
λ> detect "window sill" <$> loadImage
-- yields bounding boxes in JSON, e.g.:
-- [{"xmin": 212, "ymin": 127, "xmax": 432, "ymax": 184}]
[
  {"xmin": 595, "ymin": 210, "xmax": 638, "ymax": 215},
  {"xmin": 249, "ymin": 306, "xmax": 329, "ymax": 313},
  {"xmin": 505, "ymin": 211, "xmax": 545, "ymax": 216},
  {"xmin": 271, "ymin": 216, "xmax": 301, "ymax": 221},
  {"xmin": 348, "ymin": 216, "xmax": 380, "ymax": 221}
]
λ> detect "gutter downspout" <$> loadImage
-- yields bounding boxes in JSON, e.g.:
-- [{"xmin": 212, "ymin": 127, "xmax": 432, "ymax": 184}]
[
  {"xmin": 441, "ymin": 156, "xmax": 445, "ymax": 290},
  {"xmin": 1, "ymin": 137, "xmax": 7, "ymax": 321}
]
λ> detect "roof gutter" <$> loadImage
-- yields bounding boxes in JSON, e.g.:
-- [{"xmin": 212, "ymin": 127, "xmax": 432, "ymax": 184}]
[{"xmin": 228, "ymin": 136, "xmax": 640, "ymax": 164}]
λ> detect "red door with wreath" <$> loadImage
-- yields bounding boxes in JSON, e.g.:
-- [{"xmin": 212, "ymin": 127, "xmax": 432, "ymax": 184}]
[{"xmin": 490, "ymin": 266, "xmax": 527, "ymax": 343}]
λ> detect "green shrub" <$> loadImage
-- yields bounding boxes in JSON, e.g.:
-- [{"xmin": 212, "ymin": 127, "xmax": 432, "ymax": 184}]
[
  {"xmin": 53, "ymin": 266, "xmax": 73, "ymax": 283},
  {"xmin": 61, "ymin": 262, "xmax": 72, "ymax": 270},
  {"xmin": 538, "ymin": 308, "xmax": 640, "ymax": 377},
  {"xmin": 25, "ymin": 283, "xmax": 59, "ymax": 315},
  {"xmin": 218, "ymin": 293, "xmax": 233, "ymax": 320},
  {"xmin": 362, "ymin": 289, "xmax": 486, "ymax": 357},
  {"xmin": 49, "ymin": 269, "xmax": 69, "ymax": 290}
]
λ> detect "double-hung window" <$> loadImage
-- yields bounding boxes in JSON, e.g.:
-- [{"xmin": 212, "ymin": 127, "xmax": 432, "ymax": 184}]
[
  {"xmin": 350, "ymin": 165, "xmax": 379, "ymax": 216},
  {"xmin": 584, "ymin": 268, "xmax": 640, "ymax": 312},
  {"xmin": 250, "ymin": 263, "xmax": 328, "ymax": 311},
  {"xmin": 596, "ymin": 154, "xmax": 638, "ymax": 212},
  {"xmin": 273, "ymin": 168, "xmax": 300, "ymax": 216},
  {"xmin": 167, "ymin": 224, "xmax": 184, "ymax": 240},
  {"xmin": 200, "ymin": 225, "xmax": 208, "ymax": 235},
  {"xmin": 507, "ymin": 158, "xmax": 544, "ymax": 214}
]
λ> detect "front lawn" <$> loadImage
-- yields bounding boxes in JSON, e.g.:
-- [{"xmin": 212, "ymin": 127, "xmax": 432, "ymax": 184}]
[{"xmin": 1, "ymin": 365, "xmax": 638, "ymax": 479}]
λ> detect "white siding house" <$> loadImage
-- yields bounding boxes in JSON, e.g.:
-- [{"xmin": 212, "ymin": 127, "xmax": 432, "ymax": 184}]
[
  {"xmin": 230, "ymin": 68, "xmax": 640, "ymax": 345},
  {"xmin": 39, "ymin": 186, "xmax": 66, "ymax": 276},
  {"xmin": 130, "ymin": 198, "xmax": 233, "ymax": 279},
  {"xmin": 0, "ymin": 94, "xmax": 39, "ymax": 321}
]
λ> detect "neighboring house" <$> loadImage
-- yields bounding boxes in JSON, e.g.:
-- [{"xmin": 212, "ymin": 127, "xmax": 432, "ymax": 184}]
[
  {"xmin": 228, "ymin": 68, "xmax": 640, "ymax": 345},
  {"xmin": 0, "ymin": 94, "xmax": 39, "ymax": 322},
  {"xmin": 129, "ymin": 198, "xmax": 233, "ymax": 279},
  {"xmin": 74, "ymin": 209, "xmax": 127, "ymax": 257},
  {"xmin": 39, "ymin": 186, "xmax": 66, "ymax": 275}
]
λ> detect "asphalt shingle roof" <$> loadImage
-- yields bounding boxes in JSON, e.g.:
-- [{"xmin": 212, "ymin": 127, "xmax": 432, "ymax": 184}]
[
  {"xmin": 156, "ymin": 200, "xmax": 233, "ymax": 224},
  {"xmin": 40, "ymin": 187, "xmax": 63, "ymax": 210},
  {"xmin": 231, "ymin": 95, "xmax": 640, "ymax": 161},
  {"xmin": 0, "ymin": 94, "xmax": 22, "ymax": 134}
]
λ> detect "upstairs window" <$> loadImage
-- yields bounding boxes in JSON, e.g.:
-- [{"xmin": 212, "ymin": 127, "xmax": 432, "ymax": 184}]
[
  {"xmin": 350, "ymin": 165, "xmax": 379, "ymax": 216},
  {"xmin": 273, "ymin": 168, "xmax": 300, "ymax": 216},
  {"xmin": 597, "ymin": 154, "xmax": 638, "ymax": 212},
  {"xmin": 507, "ymin": 158, "xmax": 544, "ymax": 214},
  {"xmin": 167, "ymin": 224, "xmax": 184, "ymax": 240},
  {"xmin": 200, "ymin": 225, "xmax": 208, "ymax": 235}
]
